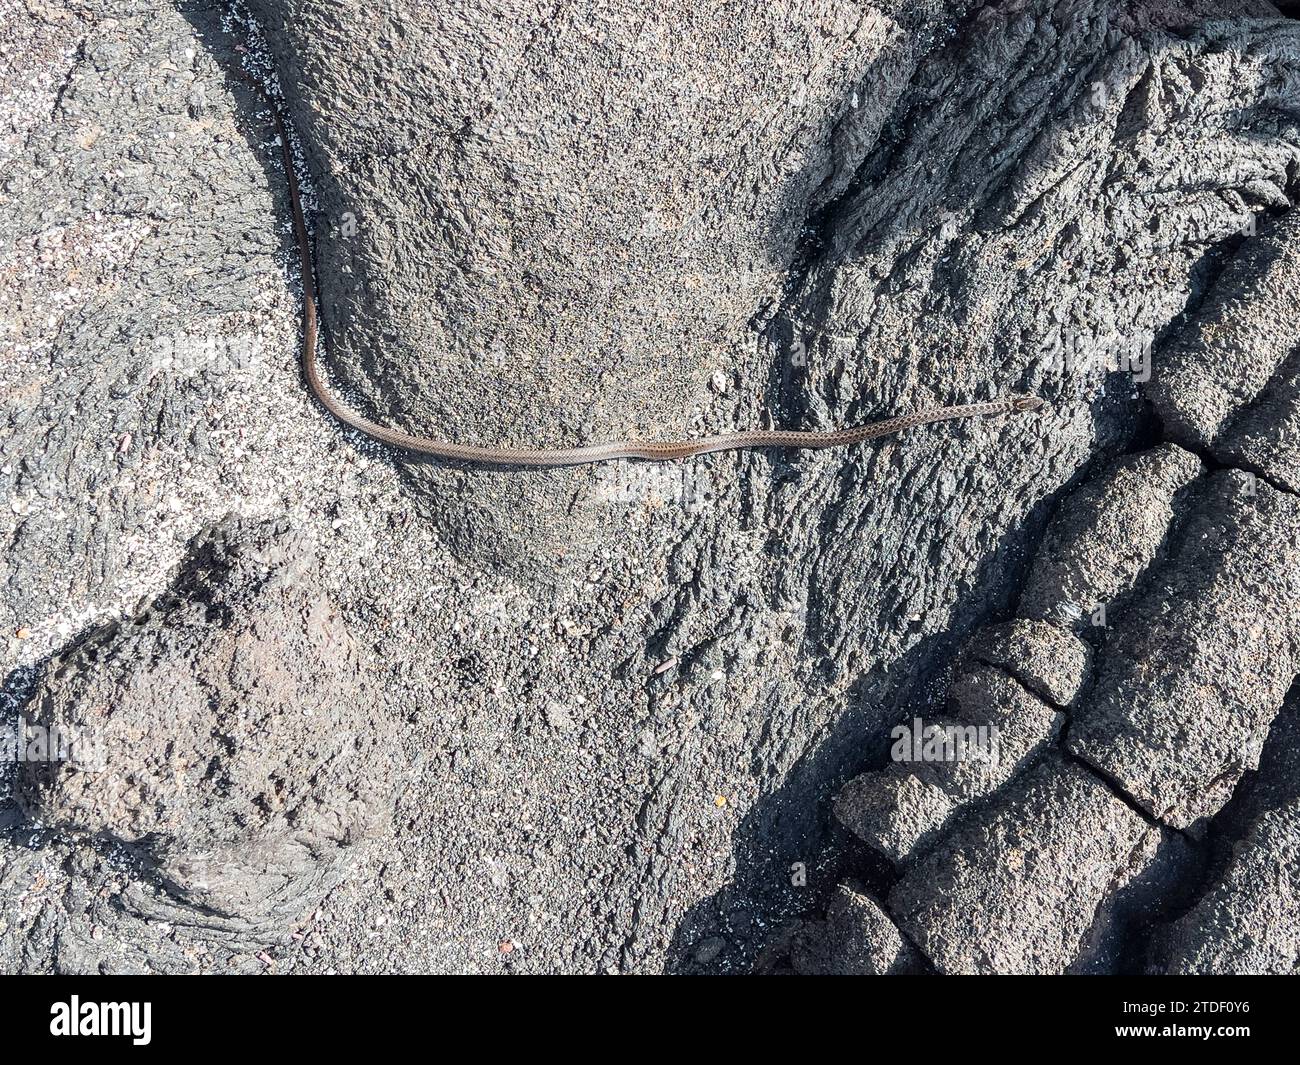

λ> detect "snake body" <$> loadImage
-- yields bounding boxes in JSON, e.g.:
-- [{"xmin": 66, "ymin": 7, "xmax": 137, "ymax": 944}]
[{"xmin": 266, "ymin": 94, "xmax": 1044, "ymax": 467}]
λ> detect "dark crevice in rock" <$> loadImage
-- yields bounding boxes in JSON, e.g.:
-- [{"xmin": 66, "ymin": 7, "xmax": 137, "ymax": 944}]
[
  {"xmin": 49, "ymin": 37, "xmax": 88, "ymax": 121},
  {"xmin": 983, "ymin": 657, "xmax": 1058, "ymax": 704},
  {"xmin": 1140, "ymin": 677, "xmax": 1300, "ymax": 972},
  {"xmin": 1060, "ymin": 741, "xmax": 1172, "ymax": 835},
  {"xmin": 1163, "ymin": 432, "xmax": 1300, "ymax": 499}
]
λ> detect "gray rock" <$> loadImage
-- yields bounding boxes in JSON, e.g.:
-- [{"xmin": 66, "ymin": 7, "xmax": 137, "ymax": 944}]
[
  {"xmin": 834, "ymin": 764, "xmax": 957, "ymax": 864},
  {"xmin": 789, "ymin": 882, "xmax": 918, "ymax": 975},
  {"xmin": 961, "ymin": 619, "xmax": 1093, "ymax": 707},
  {"xmin": 0, "ymin": 0, "xmax": 309, "ymax": 636},
  {"xmin": 944, "ymin": 666, "xmax": 1063, "ymax": 793},
  {"xmin": 1231, "ymin": 687, "xmax": 1300, "ymax": 823},
  {"xmin": 834, "ymin": 667, "xmax": 1060, "ymax": 862},
  {"xmin": 0, "ymin": 842, "xmax": 202, "ymax": 974},
  {"xmin": 16, "ymin": 517, "xmax": 397, "ymax": 926},
  {"xmin": 1215, "ymin": 350, "xmax": 1300, "ymax": 495},
  {"xmin": 1147, "ymin": 691, "xmax": 1300, "ymax": 974},
  {"xmin": 0, "ymin": 820, "xmax": 293, "ymax": 973},
  {"xmin": 7, "ymin": 0, "xmax": 1300, "ymax": 975},
  {"xmin": 1149, "ymin": 203, "xmax": 1300, "ymax": 492},
  {"xmin": 1152, "ymin": 800, "xmax": 1300, "ymax": 975},
  {"xmin": 1018, "ymin": 445, "xmax": 1202, "ymax": 632},
  {"xmin": 239, "ymin": 0, "xmax": 1300, "ymax": 578},
  {"xmin": 1067, "ymin": 471, "xmax": 1300, "ymax": 829},
  {"xmin": 888, "ymin": 756, "xmax": 1161, "ymax": 975},
  {"xmin": 1146, "ymin": 210, "xmax": 1300, "ymax": 452}
]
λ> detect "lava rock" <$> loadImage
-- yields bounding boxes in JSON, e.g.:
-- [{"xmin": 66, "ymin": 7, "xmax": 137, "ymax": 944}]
[
  {"xmin": 888, "ymin": 756, "xmax": 1164, "ymax": 974},
  {"xmin": 1067, "ymin": 472, "xmax": 1300, "ymax": 830},
  {"xmin": 961, "ymin": 618, "xmax": 1093, "ymax": 707},
  {"xmin": 1151, "ymin": 800, "xmax": 1300, "ymax": 974},
  {"xmin": 1216, "ymin": 353, "xmax": 1300, "ymax": 495},
  {"xmin": 1018, "ymin": 445, "xmax": 1202, "ymax": 632},
  {"xmin": 16, "ymin": 517, "xmax": 397, "ymax": 926},
  {"xmin": 789, "ymin": 882, "xmax": 919, "ymax": 976},
  {"xmin": 834, "ymin": 765, "xmax": 957, "ymax": 865},
  {"xmin": 834, "ymin": 665, "xmax": 1062, "ymax": 864},
  {"xmin": 1146, "ymin": 211, "xmax": 1300, "ymax": 451}
]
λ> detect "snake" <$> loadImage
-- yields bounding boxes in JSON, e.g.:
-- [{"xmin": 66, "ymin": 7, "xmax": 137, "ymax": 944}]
[{"xmin": 263, "ymin": 87, "xmax": 1045, "ymax": 467}]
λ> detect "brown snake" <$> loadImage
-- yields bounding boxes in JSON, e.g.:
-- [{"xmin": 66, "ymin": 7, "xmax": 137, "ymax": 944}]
[{"xmin": 264, "ymin": 91, "xmax": 1045, "ymax": 467}]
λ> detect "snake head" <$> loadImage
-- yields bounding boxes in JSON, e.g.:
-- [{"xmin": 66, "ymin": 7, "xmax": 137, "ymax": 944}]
[{"xmin": 1009, "ymin": 394, "xmax": 1046, "ymax": 413}]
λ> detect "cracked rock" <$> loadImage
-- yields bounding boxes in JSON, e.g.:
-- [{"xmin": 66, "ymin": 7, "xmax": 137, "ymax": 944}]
[
  {"xmin": 1148, "ymin": 690, "xmax": 1300, "ymax": 974},
  {"xmin": 834, "ymin": 765, "xmax": 957, "ymax": 865},
  {"xmin": 1148, "ymin": 205, "xmax": 1300, "ymax": 493},
  {"xmin": 961, "ymin": 618, "xmax": 1093, "ymax": 708},
  {"xmin": 9, "ymin": 0, "xmax": 1300, "ymax": 976},
  {"xmin": 1216, "ymin": 348, "xmax": 1300, "ymax": 495},
  {"xmin": 1146, "ymin": 210, "xmax": 1300, "ymax": 453},
  {"xmin": 834, "ymin": 665, "xmax": 1062, "ymax": 863},
  {"xmin": 1018, "ymin": 445, "xmax": 1203, "ymax": 632},
  {"xmin": 888, "ymin": 756, "xmax": 1173, "ymax": 975},
  {"xmin": 945, "ymin": 666, "xmax": 1063, "ymax": 788},
  {"xmin": 1151, "ymin": 800, "xmax": 1300, "ymax": 975},
  {"xmin": 1067, "ymin": 471, "xmax": 1300, "ymax": 830}
]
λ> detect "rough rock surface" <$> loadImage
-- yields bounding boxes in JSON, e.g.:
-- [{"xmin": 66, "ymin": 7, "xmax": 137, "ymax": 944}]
[
  {"xmin": 1145, "ymin": 163, "xmax": 1300, "ymax": 490},
  {"xmin": 787, "ymin": 882, "xmax": 919, "ymax": 975},
  {"xmin": 1018, "ymin": 445, "xmax": 1202, "ymax": 632},
  {"xmin": 835, "ymin": 663, "xmax": 1061, "ymax": 862},
  {"xmin": 1146, "ymin": 210, "xmax": 1300, "ymax": 452},
  {"xmin": 4, "ymin": 0, "xmax": 1300, "ymax": 975},
  {"xmin": 1152, "ymin": 801, "xmax": 1300, "ymax": 974},
  {"xmin": 945, "ymin": 666, "xmax": 1063, "ymax": 795},
  {"xmin": 1148, "ymin": 688, "xmax": 1300, "ymax": 974},
  {"xmin": 1068, "ymin": 471, "xmax": 1300, "ymax": 830},
  {"xmin": 17, "ymin": 516, "xmax": 395, "ymax": 925},
  {"xmin": 888, "ymin": 757, "xmax": 1176, "ymax": 975},
  {"xmin": 961, "ymin": 618, "xmax": 1092, "ymax": 707},
  {"xmin": 1217, "ymin": 350, "xmax": 1300, "ymax": 494},
  {"xmin": 835, "ymin": 765, "xmax": 956, "ymax": 863}
]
